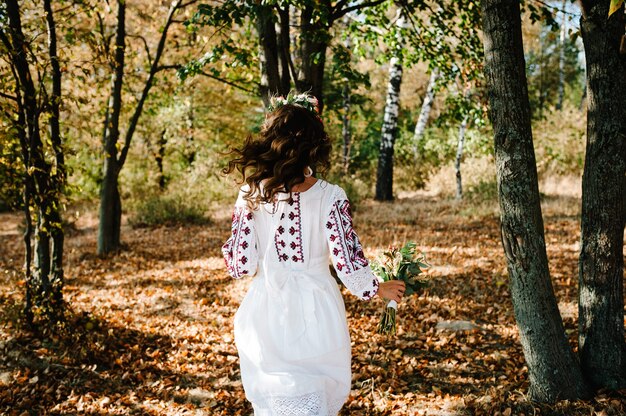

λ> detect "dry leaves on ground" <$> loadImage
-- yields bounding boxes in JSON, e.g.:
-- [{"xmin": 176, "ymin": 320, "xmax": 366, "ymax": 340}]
[{"xmin": 0, "ymin": 194, "xmax": 625, "ymax": 415}]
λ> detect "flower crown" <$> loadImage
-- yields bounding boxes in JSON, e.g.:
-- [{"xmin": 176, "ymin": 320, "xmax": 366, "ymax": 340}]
[{"xmin": 267, "ymin": 91, "xmax": 320, "ymax": 116}]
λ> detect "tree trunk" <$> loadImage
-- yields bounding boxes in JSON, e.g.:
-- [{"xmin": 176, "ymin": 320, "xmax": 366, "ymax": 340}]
[
  {"xmin": 454, "ymin": 118, "xmax": 467, "ymax": 200},
  {"xmin": 481, "ymin": 0, "xmax": 590, "ymax": 401},
  {"xmin": 342, "ymin": 83, "xmax": 351, "ymax": 174},
  {"xmin": 556, "ymin": 0, "xmax": 567, "ymax": 110},
  {"xmin": 98, "ymin": 1, "xmax": 181, "ymax": 254},
  {"xmin": 257, "ymin": 4, "xmax": 283, "ymax": 105},
  {"xmin": 4, "ymin": 0, "xmax": 65, "ymax": 321},
  {"xmin": 276, "ymin": 5, "xmax": 292, "ymax": 94},
  {"xmin": 298, "ymin": 3, "xmax": 330, "ymax": 112},
  {"xmin": 156, "ymin": 129, "xmax": 167, "ymax": 189},
  {"xmin": 290, "ymin": 7, "xmax": 301, "ymax": 81},
  {"xmin": 98, "ymin": 159, "xmax": 122, "ymax": 254},
  {"xmin": 43, "ymin": 0, "xmax": 64, "ymax": 314},
  {"xmin": 185, "ymin": 96, "xmax": 195, "ymax": 167},
  {"xmin": 578, "ymin": 0, "xmax": 626, "ymax": 389},
  {"xmin": 375, "ymin": 14, "xmax": 405, "ymax": 201},
  {"xmin": 413, "ymin": 68, "xmax": 439, "ymax": 159},
  {"xmin": 341, "ymin": 26, "xmax": 352, "ymax": 174},
  {"xmin": 98, "ymin": 0, "xmax": 125, "ymax": 255}
]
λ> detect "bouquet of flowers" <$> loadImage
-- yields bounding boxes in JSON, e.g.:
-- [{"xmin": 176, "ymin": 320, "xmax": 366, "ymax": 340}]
[{"xmin": 371, "ymin": 242, "xmax": 429, "ymax": 335}]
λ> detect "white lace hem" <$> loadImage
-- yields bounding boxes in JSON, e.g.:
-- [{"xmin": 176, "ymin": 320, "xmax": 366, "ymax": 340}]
[{"xmin": 253, "ymin": 392, "xmax": 345, "ymax": 416}]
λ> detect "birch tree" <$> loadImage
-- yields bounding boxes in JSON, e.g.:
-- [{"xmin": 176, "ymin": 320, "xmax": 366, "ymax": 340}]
[
  {"xmin": 481, "ymin": 0, "xmax": 590, "ymax": 401},
  {"xmin": 375, "ymin": 12, "xmax": 406, "ymax": 201},
  {"xmin": 454, "ymin": 117, "xmax": 468, "ymax": 200},
  {"xmin": 412, "ymin": 68, "xmax": 439, "ymax": 159}
]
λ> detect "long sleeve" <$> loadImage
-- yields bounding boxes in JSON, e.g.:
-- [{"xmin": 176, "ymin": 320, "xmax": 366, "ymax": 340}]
[
  {"xmin": 222, "ymin": 192, "xmax": 258, "ymax": 279},
  {"xmin": 324, "ymin": 187, "xmax": 379, "ymax": 300}
]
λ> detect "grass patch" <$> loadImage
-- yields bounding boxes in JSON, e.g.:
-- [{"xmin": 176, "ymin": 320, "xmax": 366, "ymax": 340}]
[{"xmin": 129, "ymin": 194, "xmax": 210, "ymax": 227}]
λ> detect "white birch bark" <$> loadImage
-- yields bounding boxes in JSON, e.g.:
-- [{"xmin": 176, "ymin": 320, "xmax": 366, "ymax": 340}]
[
  {"xmin": 413, "ymin": 67, "xmax": 439, "ymax": 159},
  {"xmin": 375, "ymin": 12, "xmax": 406, "ymax": 201}
]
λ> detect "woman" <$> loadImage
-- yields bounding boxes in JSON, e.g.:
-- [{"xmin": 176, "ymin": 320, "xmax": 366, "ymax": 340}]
[{"xmin": 222, "ymin": 93, "xmax": 405, "ymax": 415}]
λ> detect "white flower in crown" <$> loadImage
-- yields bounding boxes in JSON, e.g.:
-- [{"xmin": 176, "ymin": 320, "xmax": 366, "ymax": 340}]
[{"xmin": 268, "ymin": 91, "xmax": 320, "ymax": 115}]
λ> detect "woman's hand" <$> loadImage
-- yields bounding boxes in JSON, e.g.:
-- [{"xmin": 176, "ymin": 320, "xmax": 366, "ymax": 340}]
[{"xmin": 377, "ymin": 280, "xmax": 406, "ymax": 303}]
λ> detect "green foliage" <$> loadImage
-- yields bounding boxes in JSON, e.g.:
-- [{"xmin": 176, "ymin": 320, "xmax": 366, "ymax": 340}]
[
  {"xmin": 521, "ymin": 0, "xmax": 559, "ymax": 28},
  {"xmin": 66, "ymin": 142, "xmax": 102, "ymax": 203},
  {"xmin": 372, "ymin": 241, "xmax": 430, "ymax": 336},
  {"xmin": 393, "ymin": 123, "xmax": 432, "ymax": 190},
  {"xmin": 322, "ymin": 94, "xmax": 380, "ymax": 182},
  {"xmin": 178, "ymin": 1, "xmax": 258, "ymax": 85},
  {"xmin": 465, "ymin": 179, "xmax": 499, "ymax": 203},
  {"xmin": 129, "ymin": 193, "xmax": 209, "ymax": 227},
  {"xmin": 0, "ymin": 124, "xmax": 23, "ymax": 211},
  {"xmin": 328, "ymin": 43, "xmax": 371, "ymax": 90},
  {"xmin": 526, "ymin": 23, "xmax": 584, "ymax": 117}
]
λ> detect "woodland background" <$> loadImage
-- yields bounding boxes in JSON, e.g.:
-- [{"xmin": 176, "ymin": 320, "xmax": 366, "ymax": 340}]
[{"xmin": 0, "ymin": 0, "xmax": 625, "ymax": 414}]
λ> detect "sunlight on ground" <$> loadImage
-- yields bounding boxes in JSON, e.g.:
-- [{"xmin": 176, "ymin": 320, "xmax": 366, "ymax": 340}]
[{"xmin": 2, "ymin": 189, "xmax": 625, "ymax": 415}]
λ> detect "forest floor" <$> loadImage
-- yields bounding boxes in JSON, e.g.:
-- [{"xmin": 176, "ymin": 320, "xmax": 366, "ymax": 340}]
[{"xmin": 1, "ymin": 190, "xmax": 625, "ymax": 415}]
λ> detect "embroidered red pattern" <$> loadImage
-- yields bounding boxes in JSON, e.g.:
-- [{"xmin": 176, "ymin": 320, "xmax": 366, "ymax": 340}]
[
  {"xmin": 327, "ymin": 199, "xmax": 369, "ymax": 274},
  {"xmin": 222, "ymin": 207, "xmax": 255, "ymax": 278},
  {"xmin": 326, "ymin": 195, "xmax": 378, "ymax": 300},
  {"xmin": 274, "ymin": 192, "xmax": 304, "ymax": 263}
]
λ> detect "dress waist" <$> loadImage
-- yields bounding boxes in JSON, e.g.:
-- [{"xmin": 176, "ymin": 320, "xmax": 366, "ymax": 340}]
[
  {"xmin": 258, "ymin": 255, "xmax": 331, "ymax": 279},
  {"xmin": 257, "ymin": 254, "xmax": 336, "ymax": 344}
]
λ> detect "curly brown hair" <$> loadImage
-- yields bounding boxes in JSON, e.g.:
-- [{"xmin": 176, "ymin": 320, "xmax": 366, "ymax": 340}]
[{"xmin": 223, "ymin": 104, "xmax": 332, "ymax": 208}]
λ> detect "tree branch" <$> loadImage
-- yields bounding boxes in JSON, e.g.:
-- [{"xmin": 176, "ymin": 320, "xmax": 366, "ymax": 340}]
[
  {"xmin": 332, "ymin": 0, "xmax": 351, "ymax": 16},
  {"xmin": 155, "ymin": 64, "xmax": 181, "ymax": 73},
  {"xmin": 118, "ymin": 0, "xmax": 181, "ymax": 168},
  {"xmin": 197, "ymin": 70, "xmax": 256, "ymax": 93},
  {"xmin": 344, "ymin": 13, "xmax": 385, "ymax": 35},
  {"xmin": 178, "ymin": 0, "xmax": 202, "ymax": 10},
  {"xmin": 0, "ymin": 91, "xmax": 18, "ymax": 101},
  {"xmin": 331, "ymin": 0, "xmax": 388, "ymax": 21},
  {"xmin": 157, "ymin": 64, "xmax": 257, "ymax": 94},
  {"xmin": 44, "ymin": 0, "xmax": 64, "ymax": 181},
  {"xmin": 0, "ymin": 27, "xmax": 12, "ymax": 51},
  {"xmin": 127, "ymin": 34, "xmax": 152, "ymax": 66}
]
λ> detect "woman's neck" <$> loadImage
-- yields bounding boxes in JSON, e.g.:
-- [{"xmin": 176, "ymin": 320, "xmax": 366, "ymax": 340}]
[{"xmin": 291, "ymin": 176, "xmax": 317, "ymax": 192}]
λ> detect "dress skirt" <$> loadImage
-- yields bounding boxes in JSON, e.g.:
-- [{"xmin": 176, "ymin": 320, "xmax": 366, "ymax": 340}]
[{"xmin": 234, "ymin": 258, "xmax": 352, "ymax": 415}]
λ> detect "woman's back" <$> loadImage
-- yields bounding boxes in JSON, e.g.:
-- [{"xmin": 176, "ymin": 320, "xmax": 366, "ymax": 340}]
[{"xmin": 255, "ymin": 179, "xmax": 334, "ymax": 267}]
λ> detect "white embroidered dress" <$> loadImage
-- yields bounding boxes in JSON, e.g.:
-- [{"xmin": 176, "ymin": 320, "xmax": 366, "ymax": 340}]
[{"xmin": 222, "ymin": 180, "xmax": 379, "ymax": 416}]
